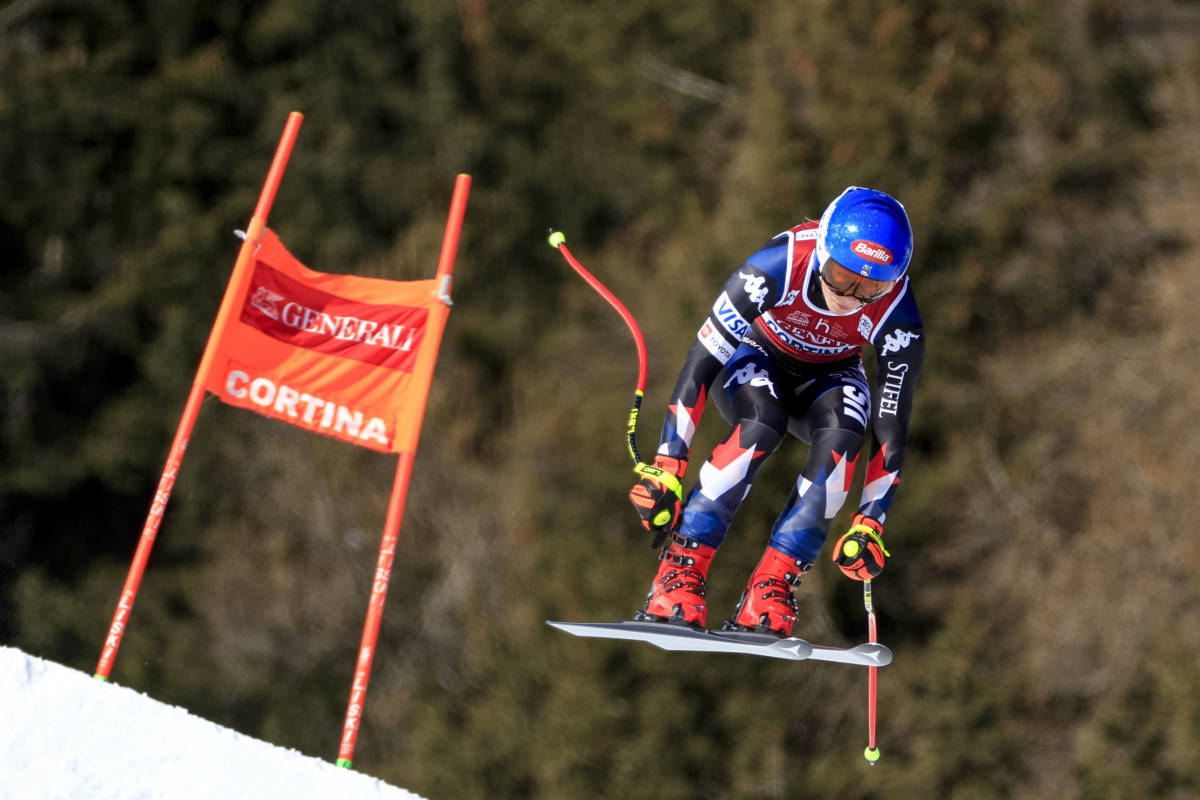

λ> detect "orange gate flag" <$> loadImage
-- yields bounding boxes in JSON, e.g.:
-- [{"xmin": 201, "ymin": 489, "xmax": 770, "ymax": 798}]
[{"xmin": 201, "ymin": 229, "xmax": 445, "ymax": 454}]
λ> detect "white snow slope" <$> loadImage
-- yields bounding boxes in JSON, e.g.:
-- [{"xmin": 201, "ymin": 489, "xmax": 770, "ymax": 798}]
[{"xmin": 1, "ymin": 646, "xmax": 427, "ymax": 800}]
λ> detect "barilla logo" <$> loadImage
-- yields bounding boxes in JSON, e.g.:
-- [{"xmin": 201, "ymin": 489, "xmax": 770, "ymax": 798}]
[{"xmin": 851, "ymin": 240, "xmax": 893, "ymax": 265}]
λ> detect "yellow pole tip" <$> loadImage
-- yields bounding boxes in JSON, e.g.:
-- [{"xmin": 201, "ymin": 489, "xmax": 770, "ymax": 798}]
[
  {"xmin": 548, "ymin": 231, "xmax": 566, "ymax": 248},
  {"xmin": 864, "ymin": 746, "xmax": 880, "ymax": 764}
]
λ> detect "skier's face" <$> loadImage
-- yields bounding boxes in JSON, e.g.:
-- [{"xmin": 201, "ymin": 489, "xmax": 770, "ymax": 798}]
[{"xmin": 819, "ymin": 259, "xmax": 895, "ymax": 314}]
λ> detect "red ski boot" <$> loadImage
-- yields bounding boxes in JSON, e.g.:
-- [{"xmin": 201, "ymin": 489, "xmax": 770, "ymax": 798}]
[
  {"xmin": 635, "ymin": 533, "xmax": 716, "ymax": 629},
  {"xmin": 723, "ymin": 546, "xmax": 812, "ymax": 637}
]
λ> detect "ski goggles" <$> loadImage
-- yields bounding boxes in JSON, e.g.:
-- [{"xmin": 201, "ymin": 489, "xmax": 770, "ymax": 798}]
[{"xmin": 819, "ymin": 259, "xmax": 896, "ymax": 304}]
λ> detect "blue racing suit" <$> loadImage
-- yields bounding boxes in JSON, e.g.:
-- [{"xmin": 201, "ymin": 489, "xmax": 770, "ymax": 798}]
[{"xmin": 655, "ymin": 221, "xmax": 924, "ymax": 563}]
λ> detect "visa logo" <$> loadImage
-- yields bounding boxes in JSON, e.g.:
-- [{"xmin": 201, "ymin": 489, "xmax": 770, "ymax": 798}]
[{"xmin": 714, "ymin": 292, "xmax": 750, "ymax": 338}]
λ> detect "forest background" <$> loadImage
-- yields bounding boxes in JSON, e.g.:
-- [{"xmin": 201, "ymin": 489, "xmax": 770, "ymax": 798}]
[{"xmin": 3, "ymin": 1, "xmax": 1200, "ymax": 798}]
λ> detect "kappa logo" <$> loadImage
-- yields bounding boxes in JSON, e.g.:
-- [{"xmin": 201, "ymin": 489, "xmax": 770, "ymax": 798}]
[
  {"xmin": 738, "ymin": 271, "xmax": 770, "ymax": 311},
  {"xmin": 852, "ymin": 240, "xmax": 893, "ymax": 265},
  {"xmin": 724, "ymin": 363, "xmax": 778, "ymax": 399},
  {"xmin": 249, "ymin": 286, "xmax": 284, "ymax": 320},
  {"xmin": 880, "ymin": 329, "xmax": 920, "ymax": 356}
]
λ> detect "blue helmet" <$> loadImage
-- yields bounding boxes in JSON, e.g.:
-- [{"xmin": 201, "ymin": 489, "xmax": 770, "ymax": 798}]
[{"xmin": 815, "ymin": 187, "xmax": 913, "ymax": 282}]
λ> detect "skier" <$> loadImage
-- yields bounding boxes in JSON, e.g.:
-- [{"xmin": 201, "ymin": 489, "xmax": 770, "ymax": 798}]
[{"xmin": 629, "ymin": 187, "xmax": 923, "ymax": 637}]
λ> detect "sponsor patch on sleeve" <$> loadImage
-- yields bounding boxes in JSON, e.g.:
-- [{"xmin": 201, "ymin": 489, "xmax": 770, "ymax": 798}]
[
  {"xmin": 698, "ymin": 320, "xmax": 736, "ymax": 363},
  {"xmin": 712, "ymin": 291, "xmax": 751, "ymax": 339}
]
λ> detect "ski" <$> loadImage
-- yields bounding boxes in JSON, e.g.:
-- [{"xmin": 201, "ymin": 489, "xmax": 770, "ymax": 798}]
[{"xmin": 546, "ymin": 620, "xmax": 892, "ymax": 667}]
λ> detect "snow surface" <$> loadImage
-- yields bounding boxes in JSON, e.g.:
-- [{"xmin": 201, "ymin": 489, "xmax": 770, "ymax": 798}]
[{"xmin": 0, "ymin": 647, "xmax": 428, "ymax": 800}]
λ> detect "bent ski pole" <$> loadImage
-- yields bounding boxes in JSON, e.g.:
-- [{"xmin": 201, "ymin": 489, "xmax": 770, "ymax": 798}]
[
  {"xmin": 547, "ymin": 230, "xmax": 647, "ymax": 463},
  {"xmin": 547, "ymin": 231, "xmax": 679, "ymax": 548},
  {"xmin": 863, "ymin": 579, "xmax": 881, "ymax": 764}
]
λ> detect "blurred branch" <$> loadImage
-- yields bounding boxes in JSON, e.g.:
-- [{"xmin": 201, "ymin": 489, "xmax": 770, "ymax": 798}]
[
  {"xmin": 0, "ymin": 0, "xmax": 50, "ymax": 30},
  {"xmin": 634, "ymin": 55, "xmax": 737, "ymax": 107}
]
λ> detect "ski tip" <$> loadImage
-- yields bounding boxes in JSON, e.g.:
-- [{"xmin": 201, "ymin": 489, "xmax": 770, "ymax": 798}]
[
  {"xmin": 864, "ymin": 746, "xmax": 880, "ymax": 765},
  {"xmin": 851, "ymin": 643, "xmax": 893, "ymax": 666}
]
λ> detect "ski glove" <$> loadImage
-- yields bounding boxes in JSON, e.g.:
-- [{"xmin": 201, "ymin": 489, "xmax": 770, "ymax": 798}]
[
  {"xmin": 832, "ymin": 514, "xmax": 891, "ymax": 581},
  {"xmin": 629, "ymin": 455, "xmax": 687, "ymax": 536}
]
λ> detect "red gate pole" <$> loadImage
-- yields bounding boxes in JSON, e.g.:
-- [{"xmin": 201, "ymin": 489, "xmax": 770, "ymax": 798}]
[
  {"xmin": 335, "ymin": 449, "xmax": 417, "ymax": 769},
  {"xmin": 336, "ymin": 174, "xmax": 471, "ymax": 768},
  {"xmin": 94, "ymin": 112, "xmax": 305, "ymax": 681}
]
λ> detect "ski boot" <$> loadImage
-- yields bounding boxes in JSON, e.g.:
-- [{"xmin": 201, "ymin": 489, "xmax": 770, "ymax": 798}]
[
  {"xmin": 722, "ymin": 546, "xmax": 812, "ymax": 637},
  {"xmin": 635, "ymin": 533, "xmax": 716, "ymax": 630}
]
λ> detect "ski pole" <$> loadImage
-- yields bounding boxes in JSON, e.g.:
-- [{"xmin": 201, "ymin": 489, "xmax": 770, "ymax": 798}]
[
  {"xmin": 547, "ymin": 231, "xmax": 688, "ymax": 548},
  {"xmin": 863, "ymin": 579, "xmax": 880, "ymax": 765},
  {"xmin": 547, "ymin": 230, "xmax": 648, "ymax": 465},
  {"xmin": 547, "ymin": 231, "xmax": 684, "ymax": 547}
]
